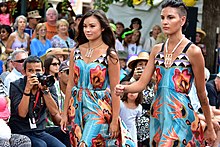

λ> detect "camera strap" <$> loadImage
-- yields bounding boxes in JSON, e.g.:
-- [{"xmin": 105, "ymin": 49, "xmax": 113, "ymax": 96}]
[{"xmin": 33, "ymin": 89, "xmax": 41, "ymax": 110}]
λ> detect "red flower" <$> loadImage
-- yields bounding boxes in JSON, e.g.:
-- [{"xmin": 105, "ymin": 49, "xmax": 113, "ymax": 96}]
[
  {"xmin": 74, "ymin": 65, "xmax": 80, "ymax": 85},
  {"xmin": 155, "ymin": 68, "xmax": 162, "ymax": 90},
  {"xmin": 90, "ymin": 66, "xmax": 106, "ymax": 89},
  {"xmin": 173, "ymin": 69, "xmax": 191, "ymax": 93},
  {"xmin": 91, "ymin": 134, "xmax": 106, "ymax": 147}
]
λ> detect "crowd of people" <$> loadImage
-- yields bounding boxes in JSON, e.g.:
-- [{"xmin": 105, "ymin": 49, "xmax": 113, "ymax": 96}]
[{"xmin": 0, "ymin": 0, "xmax": 219, "ymax": 147}]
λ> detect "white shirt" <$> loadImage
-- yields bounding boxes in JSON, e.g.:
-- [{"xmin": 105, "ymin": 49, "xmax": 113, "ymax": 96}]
[
  {"xmin": 143, "ymin": 37, "xmax": 156, "ymax": 53},
  {"xmin": 4, "ymin": 68, "xmax": 23, "ymax": 95}
]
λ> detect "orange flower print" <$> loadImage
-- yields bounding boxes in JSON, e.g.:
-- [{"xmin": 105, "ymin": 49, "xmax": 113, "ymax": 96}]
[
  {"xmin": 151, "ymin": 96, "xmax": 163, "ymax": 119},
  {"xmin": 161, "ymin": 128, "xmax": 180, "ymax": 147},
  {"xmin": 68, "ymin": 97, "xmax": 75, "ymax": 122},
  {"xmin": 74, "ymin": 65, "xmax": 80, "ymax": 85},
  {"xmin": 173, "ymin": 69, "xmax": 191, "ymax": 93},
  {"xmin": 167, "ymin": 95, "xmax": 187, "ymax": 119},
  {"xmin": 155, "ymin": 68, "xmax": 162, "ymax": 90},
  {"xmin": 152, "ymin": 128, "xmax": 162, "ymax": 147},
  {"xmin": 70, "ymin": 123, "xmax": 82, "ymax": 147},
  {"xmin": 91, "ymin": 134, "xmax": 106, "ymax": 147},
  {"xmin": 90, "ymin": 66, "xmax": 106, "ymax": 89}
]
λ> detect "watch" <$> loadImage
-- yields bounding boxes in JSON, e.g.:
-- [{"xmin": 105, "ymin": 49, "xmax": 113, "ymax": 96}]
[
  {"xmin": 42, "ymin": 89, "xmax": 49, "ymax": 95},
  {"xmin": 23, "ymin": 91, "xmax": 31, "ymax": 96}
]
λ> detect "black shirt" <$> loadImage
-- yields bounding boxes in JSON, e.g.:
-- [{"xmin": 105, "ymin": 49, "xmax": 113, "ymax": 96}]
[
  {"xmin": 206, "ymin": 79, "xmax": 220, "ymax": 108},
  {"xmin": 9, "ymin": 76, "xmax": 58, "ymax": 133}
]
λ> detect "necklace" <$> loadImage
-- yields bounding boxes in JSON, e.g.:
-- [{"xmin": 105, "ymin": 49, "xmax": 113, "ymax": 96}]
[
  {"xmin": 17, "ymin": 31, "xmax": 25, "ymax": 40},
  {"xmin": 85, "ymin": 42, "xmax": 104, "ymax": 58},
  {"xmin": 164, "ymin": 35, "xmax": 185, "ymax": 68}
]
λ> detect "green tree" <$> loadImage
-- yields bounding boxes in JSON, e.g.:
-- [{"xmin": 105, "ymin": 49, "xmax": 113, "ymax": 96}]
[{"xmin": 202, "ymin": 0, "xmax": 220, "ymax": 73}]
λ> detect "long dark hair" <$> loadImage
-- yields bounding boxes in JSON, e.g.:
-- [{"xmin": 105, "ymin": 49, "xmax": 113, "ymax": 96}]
[
  {"xmin": 0, "ymin": 2, "xmax": 9, "ymax": 14},
  {"xmin": 44, "ymin": 55, "xmax": 60, "ymax": 79},
  {"xmin": 162, "ymin": 0, "xmax": 188, "ymax": 32},
  {"xmin": 77, "ymin": 9, "xmax": 116, "ymax": 58},
  {"xmin": 121, "ymin": 82, "xmax": 143, "ymax": 106}
]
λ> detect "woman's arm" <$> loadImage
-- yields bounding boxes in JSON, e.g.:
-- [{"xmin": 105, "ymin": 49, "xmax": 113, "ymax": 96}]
[
  {"xmin": 63, "ymin": 49, "xmax": 75, "ymax": 115},
  {"xmin": 188, "ymin": 44, "xmax": 215, "ymax": 133},
  {"xmin": 108, "ymin": 51, "xmax": 120, "ymax": 138},
  {"xmin": 26, "ymin": 33, "xmax": 30, "ymax": 54},
  {"xmin": 6, "ymin": 33, "xmax": 15, "ymax": 54},
  {"xmin": 124, "ymin": 44, "xmax": 160, "ymax": 93}
]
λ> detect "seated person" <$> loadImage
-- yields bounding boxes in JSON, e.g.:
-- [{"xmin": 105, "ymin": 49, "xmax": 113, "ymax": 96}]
[{"xmin": 8, "ymin": 55, "xmax": 65, "ymax": 147}]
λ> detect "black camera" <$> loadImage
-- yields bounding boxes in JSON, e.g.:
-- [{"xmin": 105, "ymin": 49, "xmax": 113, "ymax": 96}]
[{"xmin": 36, "ymin": 73, "xmax": 55, "ymax": 87}]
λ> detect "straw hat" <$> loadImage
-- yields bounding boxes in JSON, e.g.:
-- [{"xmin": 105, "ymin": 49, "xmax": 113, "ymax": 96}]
[
  {"xmin": 127, "ymin": 51, "xmax": 149, "ymax": 69},
  {"xmin": 196, "ymin": 28, "xmax": 206, "ymax": 39},
  {"xmin": 27, "ymin": 10, "xmax": 42, "ymax": 19},
  {"xmin": 40, "ymin": 48, "xmax": 70, "ymax": 62}
]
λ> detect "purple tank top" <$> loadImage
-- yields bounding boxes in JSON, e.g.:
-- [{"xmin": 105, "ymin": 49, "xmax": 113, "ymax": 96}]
[{"xmin": 11, "ymin": 35, "xmax": 28, "ymax": 50}]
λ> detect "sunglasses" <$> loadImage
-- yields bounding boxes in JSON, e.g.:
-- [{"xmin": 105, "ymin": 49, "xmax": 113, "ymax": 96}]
[
  {"xmin": 13, "ymin": 58, "xmax": 26, "ymax": 63},
  {"xmin": 51, "ymin": 62, "xmax": 60, "ymax": 66},
  {"xmin": 62, "ymin": 69, "xmax": 69, "ymax": 75},
  {"xmin": 0, "ymin": 30, "xmax": 6, "ymax": 34}
]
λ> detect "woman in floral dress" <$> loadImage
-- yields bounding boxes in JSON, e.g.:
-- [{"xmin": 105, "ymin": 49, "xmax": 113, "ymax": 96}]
[
  {"xmin": 60, "ymin": 10, "xmax": 135, "ymax": 147},
  {"xmin": 115, "ymin": 0, "xmax": 216, "ymax": 146}
]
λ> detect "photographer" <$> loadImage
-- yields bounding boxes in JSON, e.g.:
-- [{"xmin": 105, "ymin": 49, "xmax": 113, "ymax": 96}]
[{"xmin": 8, "ymin": 56, "xmax": 65, "ymax": 147}]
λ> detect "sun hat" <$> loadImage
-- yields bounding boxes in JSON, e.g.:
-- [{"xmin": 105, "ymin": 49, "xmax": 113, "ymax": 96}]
[
  {"xmin": 0, "ymin": 97, "xmax": 10, "ymax": 120},
  {"xmin": 196, "ymin": 28, "xmax": 206, "ymax": 39},
  {"xmin": 40, "ymin": 48, "xmax": 70, "ymax": 62},
  {"xmin": 127, "ymin": 51, "xmax": 149, "ymax": 69},
  {"xmin": 27, "ymin": 10, "xmax": 42, "ymax": 19}
]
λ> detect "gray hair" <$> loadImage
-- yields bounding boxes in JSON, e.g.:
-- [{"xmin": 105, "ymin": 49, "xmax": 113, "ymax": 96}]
[
  {"xmin": 46, "ymin": 7, "xmax": 58, "ymax": 20},
  {"xmin": 11, "ymin": 49, "xmax": 28, "ymax": 61},
  {"xmin": 14, "ymin": 15, "xmax": 27, "ymax": 30}
]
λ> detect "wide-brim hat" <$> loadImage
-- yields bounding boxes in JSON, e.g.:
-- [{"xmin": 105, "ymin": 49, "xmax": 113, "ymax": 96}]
[
  {"xmin": 0, "ymin": 97, "xmax": 10, "ymax": 120},
  {"xmin": 196, "ymin": 28, "xmax": 206, "ymax": 39},
  {"xmin": 127, "ymin": 51, "xmax": 149, "ymax": 69},
  {"xmin": 40, "ymin": 48, "xmax": 70, "ymax": 62}
]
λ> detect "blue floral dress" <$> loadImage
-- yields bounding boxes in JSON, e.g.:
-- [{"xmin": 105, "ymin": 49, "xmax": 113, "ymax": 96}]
[
  {"xmin": 150, "ymin": 42, "xmax": 205, "ymax": 147},
  {"xmin": 67, "ymin": 48, "xmax": 135, "ymax": 147}
]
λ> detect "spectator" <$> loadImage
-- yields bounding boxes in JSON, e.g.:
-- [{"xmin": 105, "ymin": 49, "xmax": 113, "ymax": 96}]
[
  {"xmin": 4, "ymin": 50, "xmax": 28, "ymax": 95},
  {"xmin": 127, "ymin": 29, "xmax": 142, "ymax": 57},
  {"xmin": 45, "ymin": 60, "xmax": 71, "ymax": 147},
  {"xmin": 115, "ymin": 22, "xmax": 125, "ymax": 41},
  {"xmin": 30, "ymin": 23, "xmax": 52, "ymax": 57},
  {"xmin": 51, "ymin": 19, "xmax": 76, "ymax": 49},
  {"xmin": 129, "ymin": 17, "xmax": 142, "ymax": 30},
  {"xmin": 8, "ymin": 55, "xmax": 65, "ymax": 147},
  {"xmin": 0, "ymin": 2, "xmax": 10, "ymax": 26},
  {"xmin": 25, "ymin": 10, "xmax": 42, "ymax": 38},
  {"xmin": 0, "ymin": 93, "xmax": 32, "ymax": 147},
  {"xmin": 0, "ymin": 25, "xmax": 12, "ymax": 61},
  {"xmin": 6, "ymin": 15, "xmax": 30, "ymax": 54},
  {"xmin": 206, "ymin": 73, "xmax": 220, "ymax": 109},
  {"xmin": 196, "ymin": 28, "xmax": 207, "ymax": 58},
  {"xmin": 68, "ymin": 14, "xmax": 83, "ymax": 41},
  {"xmin": 143, "ymin": 25, "xmax": 162, "ymax": 53},
  {"xmin": 120, "ymin": 82, "xmax": 142, "ymax": 146},
  {"xmin": 32, "ymin": 8, "xmax": 58, "ymax": 40}
]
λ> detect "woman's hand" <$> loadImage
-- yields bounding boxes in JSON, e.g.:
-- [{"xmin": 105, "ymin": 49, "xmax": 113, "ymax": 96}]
[
  {"xmin": 114, "ymin": 84, "xmax": 125, "ymax": 96},
  {"xmin": 109, "ymin": 120, "xmax": 119, "ymax": 139},
  {"xmin": 60, "ymin": 113, "xmax": 68, "ymax": 133},
  {"xmin": 204, "ymin": 128, "xmax": 217, "ymax": 146}
]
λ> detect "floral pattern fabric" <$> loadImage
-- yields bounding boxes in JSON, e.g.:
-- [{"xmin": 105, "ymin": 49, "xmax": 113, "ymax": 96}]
[
  {"xmin": 67, "ymin": 48, "xmax": 135, "ymax": 147},
  {"xmin": 151, "ymin": 42, "xmax": 205, "ymax": 147}
]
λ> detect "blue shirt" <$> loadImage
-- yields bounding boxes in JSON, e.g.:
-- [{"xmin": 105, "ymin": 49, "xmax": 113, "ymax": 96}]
[{"xmin": 30, "ymin": 38, "xmax": 52, "ymax": 57}]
